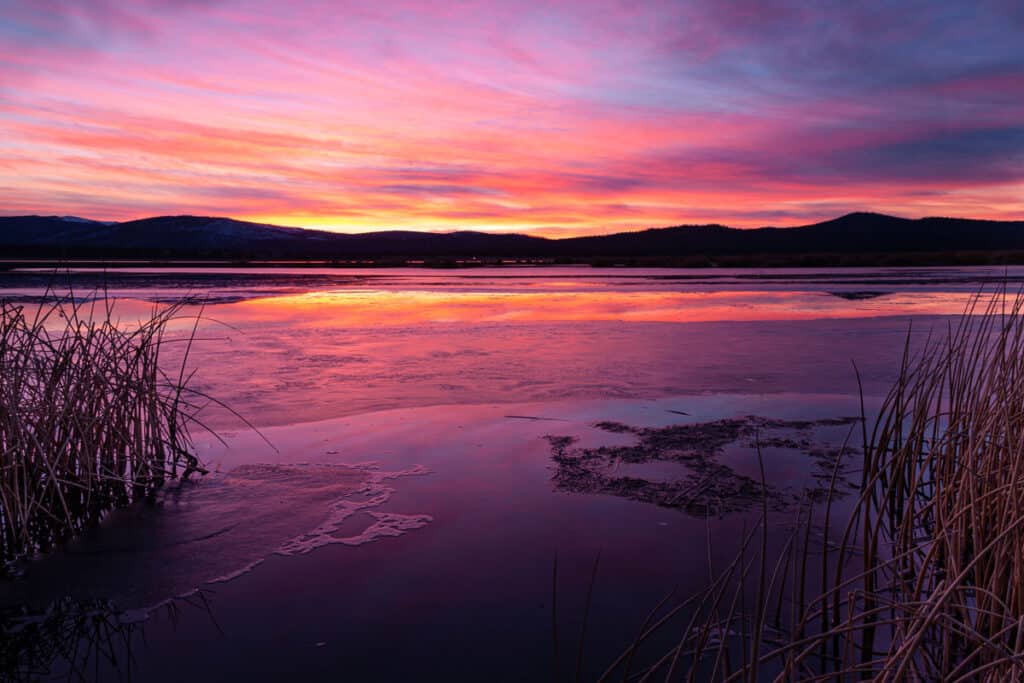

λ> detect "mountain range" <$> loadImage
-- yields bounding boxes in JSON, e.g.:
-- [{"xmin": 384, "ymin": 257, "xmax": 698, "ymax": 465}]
[{"xmin": 2, "ymin": 212, "xmax": 1024, "ymax": 265}]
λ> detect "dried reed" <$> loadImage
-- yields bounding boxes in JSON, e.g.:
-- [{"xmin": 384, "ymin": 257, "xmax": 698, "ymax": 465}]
[
  {"xmin": 0, "ymin": 293, "xmax": 205, "ymax": 564},
  {"xmin": 599, "ymin": 289, "xmax": 1024, "ymax": 681}
]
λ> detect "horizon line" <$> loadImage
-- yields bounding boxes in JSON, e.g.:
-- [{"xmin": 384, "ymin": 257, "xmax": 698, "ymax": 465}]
[{"xmin": 6, "ymin": 209, "xmax": 1019, "ymax": 240}]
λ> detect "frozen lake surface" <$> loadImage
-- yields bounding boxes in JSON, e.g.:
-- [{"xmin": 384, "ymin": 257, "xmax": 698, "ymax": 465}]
[{"xmin": 0, "ymin": 266, "xmax": 1015, "ymax": 681}]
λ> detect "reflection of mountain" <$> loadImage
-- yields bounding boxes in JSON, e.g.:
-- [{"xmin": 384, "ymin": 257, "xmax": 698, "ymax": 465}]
[{"xmin": 3, "ymin": 212, "xmax": 1024, "ymax": 262}]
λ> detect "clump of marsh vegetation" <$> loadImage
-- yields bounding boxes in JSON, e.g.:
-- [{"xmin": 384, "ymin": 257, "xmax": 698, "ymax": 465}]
[
  {"xmin": 0, "ymin": 294, "xmax": 207, "ymax": 565},
  {"xmin": 573, "ymin": 290, "xmax": 1024, "ymax": 681}
]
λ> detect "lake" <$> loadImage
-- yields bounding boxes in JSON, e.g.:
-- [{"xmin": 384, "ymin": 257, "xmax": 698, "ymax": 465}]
[{"xmin": 1, "ymin": 265, "xmax": 1020, "ymax": 681}]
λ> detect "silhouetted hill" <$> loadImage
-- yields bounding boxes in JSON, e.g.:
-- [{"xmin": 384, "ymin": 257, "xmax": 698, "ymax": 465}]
[
  {"xmin": 2, "ymin": 212, "xmax": 1024, "ymax": 264},
  {"xmin": 554, "ymin": 213, "xmax": 1024, "ymax": 257}
]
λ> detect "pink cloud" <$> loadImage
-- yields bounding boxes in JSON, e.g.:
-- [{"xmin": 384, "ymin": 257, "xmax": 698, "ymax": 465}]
[{"xmin": 0, "ymin": 0, "xmax": 1022, "ymax": 232}]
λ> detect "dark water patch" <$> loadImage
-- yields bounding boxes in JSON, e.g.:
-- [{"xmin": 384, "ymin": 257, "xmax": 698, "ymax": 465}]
[
  {"xmin": 829, "ymin": 290, "xmax": 890, "ymax": 300},
  {"xmin": 0, "ymin": 290, "xmax": 307, "ymax": 306},
  {"xmin": 593, "ymin": 420, "xmax": 639, "ymax": 433},
  {"xmin": 0, "ymin": 592, "xmax": 216, "ymax": 683},
  {"xmin": 145, "ymin": 290, "xmax": 303, "ymax": 304},
  {"xmin": 548, "ymin": 415, "xmax": 861, "ymax": 516}
]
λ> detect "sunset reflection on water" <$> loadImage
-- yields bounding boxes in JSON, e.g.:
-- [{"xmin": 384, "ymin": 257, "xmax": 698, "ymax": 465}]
[{"xmin": 228, "ymin": 288, "xmax": 976, "ymax": 327}]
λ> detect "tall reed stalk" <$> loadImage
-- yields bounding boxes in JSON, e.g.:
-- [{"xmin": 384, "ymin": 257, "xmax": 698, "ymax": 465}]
[
  {"xmin": 0, "ymin": 294, "xmax": 204, "ymax": 564},
  {"xmin": 599, "ymin": 289, "xmax": 1024, "ymax": 681}
]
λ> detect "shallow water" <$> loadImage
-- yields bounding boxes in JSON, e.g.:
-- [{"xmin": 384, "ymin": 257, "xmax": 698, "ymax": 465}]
[{"xmin": 0, "ymin": 266, "xmax": 1006, "ymax": 680}]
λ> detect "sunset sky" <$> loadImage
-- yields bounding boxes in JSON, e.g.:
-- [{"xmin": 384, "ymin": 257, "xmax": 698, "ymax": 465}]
[{"xmin": 1, "ymin": 0, "xmax": 1022, "ymax": 236}]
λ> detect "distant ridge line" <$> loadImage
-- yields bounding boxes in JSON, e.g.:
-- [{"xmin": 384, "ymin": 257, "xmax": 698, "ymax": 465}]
[{"xmin": 2, "ymin": 212, "xmax": 1024, "ymax": 266}]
